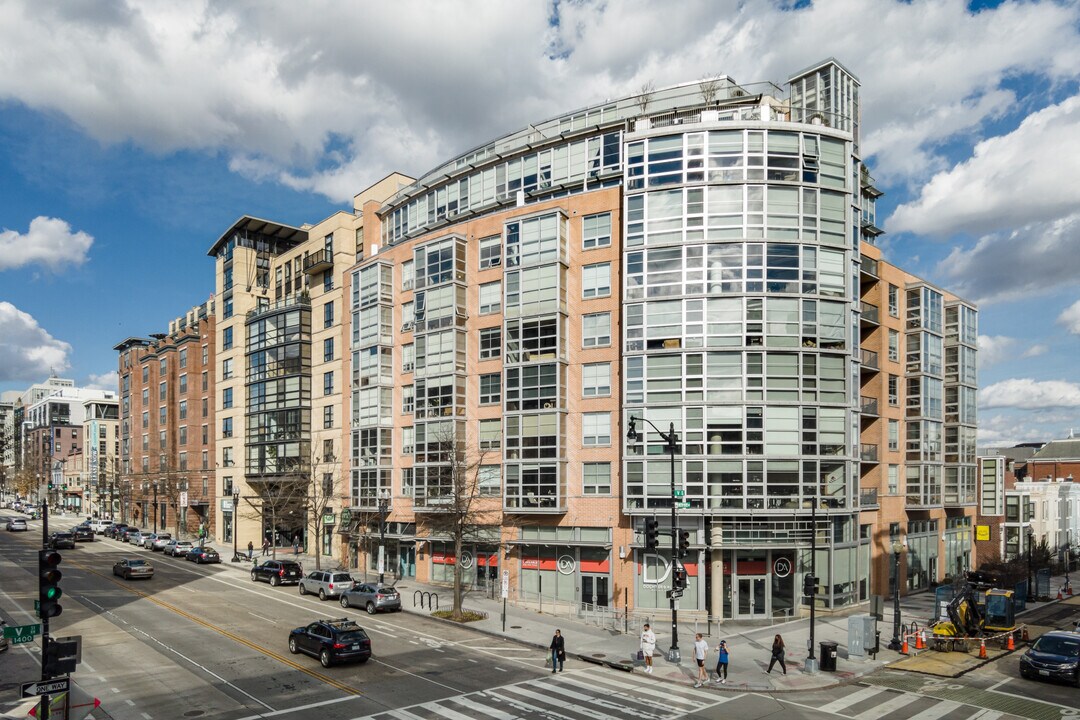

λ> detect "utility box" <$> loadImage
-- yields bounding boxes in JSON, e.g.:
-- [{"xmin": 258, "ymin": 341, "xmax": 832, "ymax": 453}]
[{"xmin": 847, "ymin": 613, "xmax": 876, "ymax": 657}]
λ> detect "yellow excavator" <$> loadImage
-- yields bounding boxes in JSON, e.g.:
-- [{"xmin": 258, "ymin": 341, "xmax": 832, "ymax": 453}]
[{"xmin": 931, "ymin": 583, "xmax": 1016, "ymax": 651}]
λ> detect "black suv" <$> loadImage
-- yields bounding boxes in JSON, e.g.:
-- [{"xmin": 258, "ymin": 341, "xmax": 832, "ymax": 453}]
[
  {"xmin": 48, "ymin": 532, "xmax": 76, "ymax": 550},
  {"xmin": 251, "ymin": 560, "xmax": 303, "ymax": 586},
  {"xmin": 105, "ymin": 523, "xmax": 130, "ymax": 539},
  {"xmin": 1019, "ymin": 630, "xmax": 1080, "ymax": 686},
  {"xmin": 288, "ymin": 618, "xmax": 371, "ymax": 667},
  {"xmin": 73, "ymin": 526, "xmax": 94, "ymax": 542}
]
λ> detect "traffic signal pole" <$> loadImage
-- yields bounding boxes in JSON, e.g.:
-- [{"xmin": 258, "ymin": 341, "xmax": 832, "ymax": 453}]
[{"xmin": 40, "ymin": 501, "xmax": 51, "ymax": 719}]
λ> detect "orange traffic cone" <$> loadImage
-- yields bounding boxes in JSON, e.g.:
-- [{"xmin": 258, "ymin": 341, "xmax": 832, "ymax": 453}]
[
  {"xmin": 901, "ymin": 636, "xmax": 909, "ymax": 654},
  {"xmin": 915, "ymin": 631, "xmax": 925, "ymax": 650},
  {"xmin": 1068, "ymin": 585, "xmax": 1074, "ymax": 596},
  {"xmin": 978, "ymin": 638, "xmax": 987, "ymax": 659},
  {"xmin": 1058, "ymin": 588, "xmax": 1063, "ymax": 600},
  {"xmin": 1007, "ymin": 633, "xmax": 1015, "ymax": 651}
]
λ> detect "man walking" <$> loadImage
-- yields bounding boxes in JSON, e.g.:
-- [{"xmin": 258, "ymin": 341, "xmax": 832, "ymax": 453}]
[
  {"xmin": 693, "ymin": 633, "xmax": 709, "ymax": 687},
  {"xmin": 247, "ymin": 540, "xmax": 254, "ymax": 560},
  {"xmin": 262, "ymin": 537, "xmax": 270, "ymax": 556},
  {"xmin": 639, "ymin": 623, "xmax": 657, "ymax": 674},
  {"xmin": 549, "ymin": 629, "xmax": 566, "ymax": 673}
]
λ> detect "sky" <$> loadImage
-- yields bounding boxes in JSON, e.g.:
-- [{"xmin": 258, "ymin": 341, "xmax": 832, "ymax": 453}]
[{"xmin": 1, "ymin": 0, "xmax": 1079, "ymax": 447}]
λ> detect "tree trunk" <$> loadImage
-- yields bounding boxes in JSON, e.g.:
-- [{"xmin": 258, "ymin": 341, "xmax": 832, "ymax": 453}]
[
  {"xmin": 452, "ymin": 529, "xmax": 465, "ymax": 620},
  {"xmin": 313, "ymin": 511, "xmax": 322, "ymax": 570}
]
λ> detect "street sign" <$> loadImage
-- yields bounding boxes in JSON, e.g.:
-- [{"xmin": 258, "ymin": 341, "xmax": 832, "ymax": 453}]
[
  {"xmin": 666, "ymin": 589, "xmax": 683, "ymax": 600},
  {"xmin": 21, "ymin": 677, "xmax": 69, "ymax": 698},
  {"xmin": 673, "ymin": 489, "xmax": 685, "ymax": 497},
  {"xmin": 3, "ymin": 623, "xmax": 41, "ymax": 644},
  {"xmin": 179, "ymin": 491, "xmax": 188, "ymax": 507},
  {"xmin": 501, "ymin": 569, "xmax": 509, "ymax": 599},
  {"xmin": 675, "ymin": 501, "xmax": 691, "ymax": 509}
]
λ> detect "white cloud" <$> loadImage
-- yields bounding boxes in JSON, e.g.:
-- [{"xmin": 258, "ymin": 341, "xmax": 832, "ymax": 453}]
[
  {"xmin": 1021, "ymin": 344, "xmax": 1048, "ymax": 359},
  {"xmin": 977, "ymin": 335, "xmax": 1016, "ymax": 367},
  {"xmin": 979, "ymin": 378, "xmax": 1080, "ymax": 410},
  {"xmin": 934, "ymin": 213, "xmax": 1080, "ymax": 304},
  {"xmin": 0, "ymin": 216, "xmax": 94, "ymax": 272},
  {"xmin": 85, "ymin": 371, "xmax": 119, "ymax": 392},
  {"xmin": 0, "ymin": 302, "xmax": 71, "ymax": 382},
  {"xmin": 1059, "ymin": 299, "xmax": 1080, "ymax": 335},
  {"xmin": 1, "ymin": 1, "xmax": 1078, "ymax": 201}
]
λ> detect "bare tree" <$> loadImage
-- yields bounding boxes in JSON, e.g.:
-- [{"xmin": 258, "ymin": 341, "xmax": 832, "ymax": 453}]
[
  {"xmin": 301, "ymin": 447, "xmax": 347, "ymax": 571},
  {"xmin": 698, "ymin": 74, "xmax": 722, "ymax": 105},
  {"xmin": 636, "ymin": 81, "xmax": 655, "ymax": 114},
  {"xmin": 237, "ymin": 470, "xmax": 308, "ymax": 561}
]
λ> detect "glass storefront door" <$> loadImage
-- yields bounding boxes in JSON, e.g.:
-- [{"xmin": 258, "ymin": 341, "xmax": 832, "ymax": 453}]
[
  {"xmin": 737, "ymin": 576, "xmax": 768, "ymax": 619},
  {"xmin": 582, "ymin": 575, "xmax": 609, "ymax": 607}
]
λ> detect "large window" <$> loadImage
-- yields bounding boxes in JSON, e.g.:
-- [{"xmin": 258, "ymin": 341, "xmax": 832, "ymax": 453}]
[
  {"xmin": 324, "ymin": 301, "xmax": 335, "ymax": 328},
  {"xmin": 479, "ymin": 373, "xmax": 501, "ymax": 405},
  {"xmin": 583, "ymin": 462, "xmax": 611, "ymax": 495},
  {"xmin": 479, "ymin": 327, "xmax": 501, "ymax": 360},
  {"xmin": 505, "ymin": 213, "xmax": 561, "ymax": 268},
  {"xmin": 583, "ymin": 312, "xmax": 611, "ymax": 348},
  {"xmin": 222, "ymin": 326, "xmax": 233, "ymax": 350},
  {"xmin": 583, "ymin": 213, "xmax": 611, "ymax": 249},
  {"xmin": 582, "ymin": 412, "xmax": 611, "ymax": 446},
  {"xmin": 479, "ymin": 235, "xmax": 501, "ymax": 269},
  {"xmin": 582, "ymin": 262, "xmax": 611, "ymax": 299},
  {"xmin": 479, "ymin": 281, "xmax": 501, "ymax": 315},
  {"xmin": 478, "ymin": 465, "xmax": 501, "ymax": 496},
  {"xmin": 582, "ymin": 362, "xmax": 611, "ymax": 397},
  {"xmin": 479, "ymin": 419, "xmax": 501, "ymax": 450},
  {"xmin": 222, "ymin": 387, "xmax": 233, "ymax": 409}
]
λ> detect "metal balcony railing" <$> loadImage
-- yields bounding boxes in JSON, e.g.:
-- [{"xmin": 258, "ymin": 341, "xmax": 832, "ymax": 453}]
[
  {"xmin": 859, "ymin": 443, "xmax": 879, "ymax": 462},
  {"xmin": 859, "ymin": 301, "xmax": 880, "ymax": 325},
  {"xmin": 860, "ymin": 396, "xmax": 879, "ymax": 416},
  {"xmin": 860, "ymin": 349, "xmax": 879, "ymax": 369}
]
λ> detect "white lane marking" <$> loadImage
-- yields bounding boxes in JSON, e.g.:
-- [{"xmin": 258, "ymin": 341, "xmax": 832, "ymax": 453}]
[
  {"xmin": 576, "ymin": 672, "xmax": 717, "ymax": 706},
  {"xmin": 0, "ymin": 587, "xmax": 41, "ymax": 622},
  {"xmin": 911, "ymin": 700, "xmax": 963, "ymax": 720},
  {"xmin": 141, "ymin": 713, "xmax": 152, "ymax": 720},
  {"xmin": 986, "ymin": 678, "xmax": 1010, "ymax": 691},
  {"xmin": 519, "ymin": 681, "xmax": 644, "ymax": 720},
  {"xmin": 125, "ymin": 699, "xmax": 135, "ymax": 706},
  {"xmin": 446, "ymin": 696, "xmax": 515, "ymax": 720},
  {"xmin": 370, "ymin": 657, "xmax": 464, "ymax": 693},
  {"xmin": 232, "ymin": 695, "xmax": 357, "ymax": 720},
  {"xmin": 111, "ymin": 688, "xmax": 120, "ymax": 694},
  {"xmin": 493, "ymin": 666, "xmax": 507, "ymax": 672},
  {"xmin": 81, "ymin": 661, "xmax": 95, "ymax": 673},
  {"xmin": 551, "ymin": 675, "xmax": 684, "ymax": 718},
  {"xmin": 852, "ymin": 692, "xmax": 920, "ymax": 720},
  {"xmin": 247, "ymin": 611, "xmax": 278, "ymax": 624},
  {"xmin": 467, "ymin": 658, "xmax": 478, "ymax": 663},
  {"xmin": 819, "ymin": 686, "xmax": 883, "ymax": 714},
  {"xmin": 415, "ymin": 700, "xmax": 475, "ymax": 720}
]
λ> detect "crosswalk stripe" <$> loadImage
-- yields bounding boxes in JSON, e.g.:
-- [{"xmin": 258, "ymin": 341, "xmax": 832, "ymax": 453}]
[
  {"xmin": 415, "ymin": 701, "xmax": 475, "ymax": 720},
  {"xmin": 819, "ymin": 687, "xmax": 883, "ymax": 715},
  {"xmin": 908, "ymin": 699, "xmax": 963, "ymax": 720},
  {"xmin": 969, "ymin": 711, "xmax": 1003, "ymax": 720},
  {"xmin": 485, "ymin": 687, "xmax": 578, "ymax": 719},
  {"xmin": 852, "ymin": 692, "xmax": 920, "ymax": 720},
  {"xmin": 550, "ymin": 677, "xmax": 674, "ymax": 719},
  {"xmin": 445, "ymin": 696, "xmax": 516, "ymax": 720},
  {"xmin": 519, "ymin": 682, "xmax": 645, "ymax": 720},
  {"xmin": 574, "ymin": 672, "xmax": 718, "ymax": 705},
  {"xmin": 498, "ymin": 684, "xmax": 632, "ymax": 720}
]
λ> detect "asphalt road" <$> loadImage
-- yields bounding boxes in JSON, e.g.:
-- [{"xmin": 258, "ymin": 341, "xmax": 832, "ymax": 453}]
[{"xmin": 3, "ymin": 514, "xmax": 1078, "ymax": 720}]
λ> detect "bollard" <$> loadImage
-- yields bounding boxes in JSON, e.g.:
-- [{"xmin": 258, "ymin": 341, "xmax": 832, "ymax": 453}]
[
  {"xmin": 978, "ymin": 638, "xmax": 987, "ymax": 659},
  {"xmin": 1021, "ymin": 626, "xmax": 1029, "ymax": 642},
  {"xmin": 1007, "ymin": 633, "xmax": 1015, "ymax": 651},
  {"xmin": 915, "ymin": 631, "xmax": 925, "ymax": 650}
]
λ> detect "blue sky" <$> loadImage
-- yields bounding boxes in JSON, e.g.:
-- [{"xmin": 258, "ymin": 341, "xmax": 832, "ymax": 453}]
[{"xmin": 1, "ymin": 0, "xmax": 1079, "ymax": 446}]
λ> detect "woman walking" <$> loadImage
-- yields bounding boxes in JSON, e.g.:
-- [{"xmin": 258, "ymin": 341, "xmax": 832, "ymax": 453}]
[
  {"xmin": 766, "ymin": 633, "xmax": 787, "ymax": 675},
  {"xmin": 714, "ymin": 639, "xmax": 730, "ymax": 683},
  {"xmin": 639, "ymin": 623, "xmax": 656, "ymax": 674},
  {"xmin": 549, "ymin": 629, "xmax": 566, "ymax": 673}
]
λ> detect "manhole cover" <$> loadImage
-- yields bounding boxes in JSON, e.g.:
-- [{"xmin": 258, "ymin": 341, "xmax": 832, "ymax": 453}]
[
  {"xmin": 591, "ymin": 653, "xmax": 607, "ymax": 658},
  {"xmin": 511, "ymin": 625, "xmax": 522, "ymax": 629}
]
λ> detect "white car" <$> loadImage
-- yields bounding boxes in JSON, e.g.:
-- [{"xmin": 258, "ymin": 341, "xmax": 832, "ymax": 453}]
[
  {"xmin": 89, "ymin": 519, "xmax": 114, "ymax": 534},
  {"xmin": 165, "ymin": 540, "xmax": 194, "ymax": 557},
  {"xmin": 150, "ymin": 534, "xmax": 173, "ymax": 551},
  {"xmin": 6, "ymin": 519, "xmax": 28, "ymax": 532}
]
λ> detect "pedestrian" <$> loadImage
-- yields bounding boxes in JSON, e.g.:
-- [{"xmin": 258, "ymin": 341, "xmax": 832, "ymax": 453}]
[
  {"xmin": 549, "ymin": 629, "xmax": 566, "ymax": 673},
  {"xmin": 262, "ymin": 537, "xmax": 270, "ymax": 556},
  {"xmin": 766, "ymin": 633, "xmax": 787, "ymax": 675},
  {"xmin": 639, "ymin": 623, "xmax": 657, "ymax": 674},
  {"xmin": 292, "ymin": 533, "xmax": 300, "ymax": 555},
  {"xmin": 693, "ymin": 633, "xmax": 709, "ymax": 687},
  {"xmin": 714, "ymin": 639, "xmax": 730, "ymax": 683},
  {"xmin": 247, "ymin": 540, "xmax": 254, "ymax": 560}
]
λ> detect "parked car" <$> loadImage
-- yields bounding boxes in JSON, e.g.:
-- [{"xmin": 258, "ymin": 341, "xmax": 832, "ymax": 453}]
[
  {"xmin": 185, "ymin": 546, "xmax": 221, "ymax": 564},
  {"xmin": 113, "ymin": 558, "xmax": 154, "ymax": 580},
  {"xmin": 251, "ymin": 560, "xmax": 303, "ymax": 586},
  {"xmin": 104, "ymin": 523, "xmax": 129, "ymax": 539},
  {"xmin": 288, "ymin": 618, "xmax": 371, "ymax": 668},
  {"xmin": 73, "ymin": 526, "xmax": 94, "ymax": 542},
  {"xmin": 339, "ymin": 582, "xmax": 402, "ymax": 614},
  {"xmin": 128, "ymin": 530, "xmax": 151, "ymax": 546},
  {"xmin": 120, "ymin": 527, "xmax": 144, "ymax": 543},
  {"xmin": 164, "ymin": 540, "xmax": 194, "ymax": 557},
  {"xmin": 89, "ymin": 519, "xmax": 113, "ymax": 534},
  {"xmin": 48, "ymin": 532, "xmax": 76, "ymax": 550},
  {"xmin": 139, "ymin": 532, "xmax": 162, "ymax": 548},
  {"xmin": 298, "ymin": 570, "xmax": 355, "ymax": 601},
  {"xmin": 5, "ymin": 518, "xmax": 27, "ymax": 532},
  {"xmin": 150, "ymin": 534, "xmax": 173, "ymax": 551},
  {"xmin": 1019, "ymin": 630, "xmax": 1080, "ymax": 686}
]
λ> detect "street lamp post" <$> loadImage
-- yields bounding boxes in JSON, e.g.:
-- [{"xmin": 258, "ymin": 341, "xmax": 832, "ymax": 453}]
[
  {"xmin": 232, "ymin": 491, "xmax": 240, "ymax": 561},
  {"xmin": 1027, "ymin": 527, "xmax": 1035, "ymax": 602},
  {"xmin": 378, "ymin": 489, "xmax": 390, "ymax": 585},
  {"xmin": 627, "ymin": 415, "xmax": 681, "ymax": 663},
  {"xmin": 887, "ymin": 541, "xmax": 905, "ymax": 651}
]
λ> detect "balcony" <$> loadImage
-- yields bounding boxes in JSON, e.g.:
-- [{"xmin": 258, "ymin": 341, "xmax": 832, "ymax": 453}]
[
  {"xmin": 859, "ymin": 443, "xmax": 879, "ymax": 463},
  {"xmin": 246, "ymin": 293, "xmax": 310, "ymax": 322},
  {"xmin": 860, "ymin": 395, "xmax": 879, "ymax": 416},
  {"xmin": 859, "ymin": 487, "xmax": 880, "ymax": 508},
  {"xmin": 859, "ymin": 256, "xmax": 879, "ymax": 279},
  {"xmin": 860, "ymin": 349, "xmax": 879, "ymax": 372},
  {"xmin": 859, "ymin": 301, "xmax": 879, "ymax": 326},
  {"xmin": 303, "ymin": 249, "xmax": 333, "ymax": 275}
]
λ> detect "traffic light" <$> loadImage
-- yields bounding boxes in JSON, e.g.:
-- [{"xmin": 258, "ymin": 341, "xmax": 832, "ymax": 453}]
[
  {"xmin": 39, "ymin": 550, "xmax": 63, "ymax": 619},
  {"xmin": 673, "ymin": 565, "xmax": 688, "ymax": 591},
  {"xmin": 48, "ymin": 481, "xmax": 54, "ymax": 490},
  {"xmin": 43, "ymin": 636, "xmax": 79, "ymax": 677},
  {"xmin": 644, "ymin": 517, "xmax": 659, "ymax": 551},
  {"xmin": 677, "ymin": 529, "xmax": 690, "ymax": 558},
  {"xmin": 803, "ymin": 574, "xmax": 817, "ymax": 598}
]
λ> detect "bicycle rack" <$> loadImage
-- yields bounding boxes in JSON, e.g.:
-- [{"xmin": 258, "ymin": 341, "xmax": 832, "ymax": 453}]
[{"xmin": 413, "ymin": 590, "xmax": 439, "ymax": 611}]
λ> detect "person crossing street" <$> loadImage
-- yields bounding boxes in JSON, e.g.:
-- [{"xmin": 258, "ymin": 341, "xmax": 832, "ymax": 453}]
[
  {"xmin": 693, "ymin": 633, "xmax": 709, "ymax": 687},
  {"xmin": 549, "ymin": 629, "xmax": 566, "ymax": 673}
]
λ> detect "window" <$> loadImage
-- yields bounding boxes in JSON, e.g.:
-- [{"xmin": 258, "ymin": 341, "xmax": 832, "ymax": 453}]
[
  {"xmin": 479, "ymin": 235, "xmax": 502, "ymax": 269},
  {"xmin": 888, "ymin": 419, "xmax": 899, "ymax": 451},
  {"xmin": 222, "ymin": 447, "xmax": 234, "ymax": 467},
  {"xmin": 583, "ymin": 462, "xmax": 611, "ymax": 495},
  {"xmin": 323, "ymin": 439, "xmax": 335, "ymax": 462},
  {"xmin": 479, "ymin": 373, "xmax": 501, "ymax": 405},
  {"xmin": 478, "ymin": 465, "xmax": 501, "ymax": 496},
  {"xmin": 178, "ymin": 374, "xmax": 187, "ymax": 393},
  {"xmin": 479, "ymin": 419, "xmax": 501, "ymax": 450},
  {"xmin": 202, "ymin": 371, "xmax": 208, "ymax": 391},
  {"xmin": 401, "ymin": 260, "xmax": 415, "ymax": 290},
  {"xmin": 479, "ymin": 281, "xmax": 501, "ymax": 315},
  {"xmin": 159, "ymin": 407, "xmax": 166, "ymax": 424},
  {"xmin": 223, "ymin": 293, "xmax": 233, "ymax": 319},
  {"xmin": 888, "ymin": 375, "xmax": 899, "ymax": 406},
  {"xmin": 142, "ymin": 433, "xmax": 148, "ymax": 451},
  {"xmin": 324, "ymin": 338, "xmax": 334, "ymax": 362},
  {"xmin": 222, "ymin": 387, "xmax": 233, "ymax": 409},
  {"xmin": 179, "ymin": 348, "xmax": 187, "ymax": 368},
  {"xmin": 402, "ymin": 384, "xmax": 414, "ymax": 414},
  {"xmin": 222, "ymin": 326, "xmax": 233, "ymax": 350},
  {"xmin": 179, "ymin": 426, "xmax": 188, "ymax": 445},
  {"xmin": 160, "ymin": 358, "xmax": 167, "ymax": 375},
  {"xmin": 142, "ymin": 388, "xmax": 149, "ymax": 405},
  {"xmin": 323, "ymin": 270, "xmax": 333, "ymax": 292},
  {"xmin": 142, "ymin": 365, "xmax": 149, "ymax": 383},
  {"xmin": 324, "ymin": 371, "xmax": 335, "ymax": 395},
  {"xmin": 888, "ymin": 329, "xmax": 899, "ymax": 363},
  {"xmin": 582, "ymin": 412, "xmax": 611, "ymax": 446},
  {"xmin": 178, "ymin": 400, "xmax": 188, "ymax": 420},
  {"xmin": 159, "ymin": 381, "xmax": 167, "ymax": 401},
  {"xmin": 179, "ymin": 452, "xmax": 187, "ymax": 471},
  {"xmin": 324, "ymin": 406, "xmax": 334, "ymax": 429},
  {"xmin": 324, "ymin": 301, "xmax": 334, "ymax": 328},
  {"xmin": 142, "ymin": 411, "xmax": 148, "ymax": 429},
  {"xmin": 222, "ymin": 358, "xmax": 233, "ymax": 380},
  {"xmin": 202, "ymin": 397, "xmax": 208, "ymax": 417},
  {"xmin": 479, "ymin": 327, "xmax": 501, "ymax": 360},
  {"xmin": 402, "ymin": 426, "xmax": 414, "ymax": 454},
  {"xmin": 583, "ymin": 212, "xmax": 611, "ymax": 249},
  {"xmin": 582, "ymin": 262, "xmax": 611, "ymax": 299},
  {"xmin": 888, "ymin": 464, "xmax": 899, "ymax": 495},
  {"xmin": 582, "ymin": 362, "xmax": 611, "ymax": 397},
  {"xmin": 159, "ymin": 430, "xmax": 167, "ymax": 449},
  {"xmin": 402, "ymin": 343, "xmax": 415, "ymax": 373},
  {"xmin": 888, "ymin": 284, "xmax": 899, "ymax": 317},
  {"xmin": 202, "ymin": 344, "xmax": 208, "ymax": 364},
  {"xmin": 582, "ymin": 312, "xmax": 611, "ymax": 347},
  {"xmin": 202, "ymin": 424, "xmax": 209, "ymax": 443},
  {"xmin": 402, "ymin": 468, "xmax": 414, "ymax": 497}
]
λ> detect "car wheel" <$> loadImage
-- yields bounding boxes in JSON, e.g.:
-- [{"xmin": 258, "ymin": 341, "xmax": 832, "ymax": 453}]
[
  {"xmin": 340, "ymin": 596, "xmax": 349, "ymax": 609},
  {"xmin": 319, "ymin": 589, "xmax": 327, "ymax": 601},
  {"xmin": 366, "ymin": 602, "xmax": 376, "ymax": 615},
  {"xmin": 289, "ymin": 638, "xmax": 299, "ymax": 655},
  {"xmin": 320, "ymin": 649, "xmax": 332, "ymax": 668},
  {"xmin": 270, "ymin": 575, "xmax": 280, "ymax": 587},
  {"xmin": 251, "ymin": 571, "xmax": 258, "ymax": 582},
  {"xmin": 124, "ymin": 571, "xmax": 130, "ymax": 580},
  {"xmin": 298, "ymin": 584, "xmax": 306, "ymax": 596}
]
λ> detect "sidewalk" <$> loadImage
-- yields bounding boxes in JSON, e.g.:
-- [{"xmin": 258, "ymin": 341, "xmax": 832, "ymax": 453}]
[{"xmin": 183, "ymin": 544, "xmax": 1080, "ymax": 692}]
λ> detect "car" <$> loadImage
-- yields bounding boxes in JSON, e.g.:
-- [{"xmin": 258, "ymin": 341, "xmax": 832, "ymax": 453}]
[
  {"xmin": 89, "ymin": 519, "xmax": 113, "ymax": 534},
  {"xmin": 185, "ymin": 546, "xmax": 221, "ymax": 564},
  {"xmin": 288, "ymin": 618, "xmax": 371, "ymax": 668},
  {"xmin": 299, "ymin": 570, "xmax": 356, "ymax": 601},
  {"xmin": 104, "ymin": 523, "xmax": 129, "ymax": 539},
  {"xmin": 72, "ymin": 526, "xmax": 95, "ymax": 542},
  {"xmin": 120, "ymin": 527, "xmax": 145, "ymax": 543},
  {"xmin": 251, "ymin": 560, "xmax": 303, "ymax": 586},
  {"xmin": 5, "ymin": 519, "xmax": 27, "ymax": 532},
  {"xmin": 139, "ymin": 532, "xmax": 161, "ymax": 548},
  {"xmin": 128, "ymin": 530, "xmax": 152, "ymax": 546},
  {"xmin": 48, "ymin": 532, "xmax": 76, "ymax": 550},
  {"xmin": 113, "ymin": 558, "xmax": 154, "ymax": 580},
  {"xmin": 164, "ymin": 540, "xmax": 194, "ymax": 557},
  {"xmin": 1019, "ymin": 630, "xmax": 1080, "ymax": 687},
  {"xmin": 150, "ymin": 534, "xmax": 173, "ymax": 551},
  {"xmin": 340, "ymin": 582, "xmax": 402, "ymax": 614}
]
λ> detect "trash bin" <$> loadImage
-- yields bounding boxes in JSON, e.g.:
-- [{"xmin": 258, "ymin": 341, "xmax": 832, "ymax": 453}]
[{"xmin": 820, "ymin": 641, "xmax": 838, "ymax": 671}]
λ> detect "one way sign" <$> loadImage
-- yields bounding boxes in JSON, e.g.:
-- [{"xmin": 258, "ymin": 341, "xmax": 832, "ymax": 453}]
[{"xmin": 21, "ymin": 677, "xmax": 69, "ymax": 697}]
